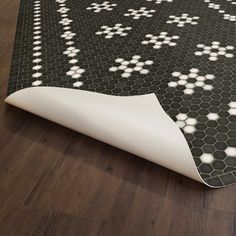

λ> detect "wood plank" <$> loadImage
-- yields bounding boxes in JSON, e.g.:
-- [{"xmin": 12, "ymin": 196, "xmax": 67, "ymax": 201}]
[{"xmin": 2, "ymin": 206, "xmax": 103, "ymax": 236}]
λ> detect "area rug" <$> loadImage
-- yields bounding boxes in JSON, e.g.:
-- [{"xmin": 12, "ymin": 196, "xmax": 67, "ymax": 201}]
[{"xmin": 6, "ymin": 0, "xmax": 236, "ymax": 187}]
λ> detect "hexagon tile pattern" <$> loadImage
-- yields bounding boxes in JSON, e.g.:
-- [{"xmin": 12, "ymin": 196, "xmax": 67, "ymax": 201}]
[{"xmin": 8, "ymin": 0, "xmax": 236, "ymax": 187}]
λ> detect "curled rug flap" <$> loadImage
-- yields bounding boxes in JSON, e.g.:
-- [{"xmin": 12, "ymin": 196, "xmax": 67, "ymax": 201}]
[{"xmin": 5, "ymin": 87, "xmax": 203, "ymax": 183}]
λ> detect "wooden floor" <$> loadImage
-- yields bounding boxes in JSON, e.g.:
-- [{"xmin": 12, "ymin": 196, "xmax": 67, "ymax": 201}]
[{"xmin": 1, "ymin": 0, "xmax": 236, "ymax": 235}]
